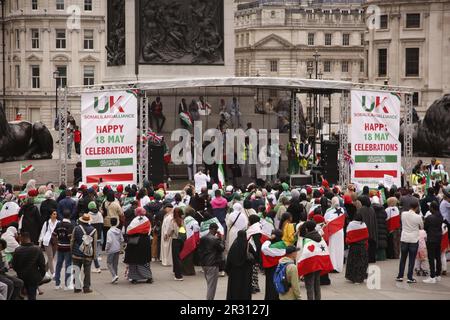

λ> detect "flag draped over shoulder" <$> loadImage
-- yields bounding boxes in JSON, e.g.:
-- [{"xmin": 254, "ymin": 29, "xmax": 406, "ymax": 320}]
[
  {"xmin": 180, "ymin": 216, "xmax": 200, "ymax": 260},
  {"xmin": 297, "ymin": 238, "xmax": 334, "ymax": 276},
  {"xmin": 261, "ymin": 237, "xmax": 286, "ymax": 268},
  {"xmin": 0, "ymin": 202, "xmax": 20, "ymax": 226},
  {"xmin": 345, "ymin": 221, "xmax": 369, "ymax": 245},
  {"xmin": 322, "ymin": 209, "xmax": 345, "ymax": 243},
  {"xmin": 442, "ymin": 224, "xmax": 449, "ymax": 254},
  {"xmin": 200, "ymin": 217, "xmax": 224, "ymax": 238},
  {"xmin": 127, "ymin": 216, "xmax": 151, "ymax": 235},
  {"xmin": 385, "ymin": 206, "xmax": 400, "ymax": 232}
]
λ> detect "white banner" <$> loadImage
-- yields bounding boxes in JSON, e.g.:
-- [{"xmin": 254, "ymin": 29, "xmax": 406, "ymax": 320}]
[
  {"xmin": 81, "ymin": 90, "xmax": 138, "ymax": 185},
  {"xmin": 350, "ymin": 90, "xmax": 402, "ymax": 188}
]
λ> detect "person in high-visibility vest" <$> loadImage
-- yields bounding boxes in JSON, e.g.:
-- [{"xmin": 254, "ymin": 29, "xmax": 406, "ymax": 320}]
[
  {"xmin": 241, "ymin": 137, "xmax": 255, "ymax": 178},
  {"xmin": 299, "ymin": 138, "xmax": 312, "ymax": 174},
  {"xmin": 287, "ymin": 138, "xmax": 300, "ymax": 175}
]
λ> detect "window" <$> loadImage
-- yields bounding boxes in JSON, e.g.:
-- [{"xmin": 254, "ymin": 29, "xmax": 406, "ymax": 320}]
[
  {"xmin": 342, "ymin": 34, "xmax": 350, "ymax": 46},
  {"xmin": 31, "ymin": 65, "xmax": 40, "ymax": 89},
  {"xmin": 83, "ymin": 66, "xmax": 95, "ymax": 86},
  {"xmin": 84, "ymin": 30, "xmax": 94, "ymax": 49},
  {"xmin": 405, "ymin": 48, "xmax": 420, "ymax": 77},
  {"xmin": 269, "ymin": 60, "xmax": 278, "ymax": 73},
  {"xmin": 32, "ymin": 0, "xmax": 38, "ymax": 10},
  {"xmin": 412, "ymin": 92, "xmax": 419, "ymax": 106},
  {"xmin": 15, "ymin": 65, "xmax": 20, "ymax": 88},
  {"xmin": 324, "ymin": 61, "xmax": 331, "ymax": 73},
  {"xmin": 56, "ymin": 66, "xmax": 67, "ymax": 87},
  {"xmin": 56, "ymin": 0, "xmax": 64, "ymax": 10},
  {"xmin": 378, "ymin": 48, "xmax": 387, "ymax": 77},
  {"xmin": 360, "ymin": 60, "xmax": 364, "ymax": 73},
  {"xmin": 406, "ymin": 13, "xmax": 421, "ymax": 28},
  {"xmin": 15, "ymin": 29, "xmax": 20, "ymax": 49},
  {"xmin": 235, "ymin": 35, "xmax": 239, "ymax": 47},
  {"xmin": 56, "ymin": 29, "xmax": 66, "ymax": 49},
  {"xmin": 245, "ymin": 33, "xmax": 249, "ymax": 46},
  {"xmin": 341, "ymin": 61, "xmax": 349, "ymax": 73},
  {"xmin": 380, "ymin": 15, "xmax": 388, "ymax": 29},
  {"xmin": 235, "ymin": 60, "xmax": 240, "ymax": 76},
  {"xmin": 360, "ymin": 33, "xmax": 364, "ymax": 46},
  {"xmin": 271, "ymin": 11, "xmax": 276, "ymax": 18},
  {"xmin": 84, "ymin": 0, "xmax": 92, "ymax": 11},
  {"xmin": 325, "ymin": 33, "xmax": 332, "ymax": 46},
  {"xmin": 308, "ymin": 33, "xmax": 315, "ymax": 46},
  {"xmin": 31, "ymin": 29, "xmax": 39, "ymax": 49}
]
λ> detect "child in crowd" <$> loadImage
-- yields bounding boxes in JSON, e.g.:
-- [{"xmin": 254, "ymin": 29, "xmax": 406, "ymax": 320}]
[{"xmin": 105, "ymin": 217, "xmax": 124, "ymax": 284}]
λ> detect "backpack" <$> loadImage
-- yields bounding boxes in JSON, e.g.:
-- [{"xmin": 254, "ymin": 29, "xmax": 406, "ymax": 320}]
[
  {"xmin": 273, "ymin": 262, "xmax": 293, "ymax": 294},
  {"xmin": 78, "ymin": 225, "xmax": 96, "ymax": 257}
]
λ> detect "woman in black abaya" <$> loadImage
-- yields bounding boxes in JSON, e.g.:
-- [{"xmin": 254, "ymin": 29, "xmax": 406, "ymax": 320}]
[{"xmin": 225, "ymin": 230, "xmax": 255, "ymax": 300}]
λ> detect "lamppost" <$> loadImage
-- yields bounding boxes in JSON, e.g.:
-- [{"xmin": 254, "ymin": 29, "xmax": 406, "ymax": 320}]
[
  {"xmin": 318, "ymin": 70, "xmax": 324, "ymax": 147},
  {"xmin": 312, "ymin": 50, "xmax": 321, "ymax": 163},
  {"xmin": 53, "ymin": 70, "xmax": 60, "ymax": 129},
  {"xmin": 1, "ymin": 0, "xmax": 5, "ymax": 111}
]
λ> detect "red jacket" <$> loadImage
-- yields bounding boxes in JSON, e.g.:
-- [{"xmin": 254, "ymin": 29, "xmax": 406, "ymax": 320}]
[{"xmin": 74, "ymin": 130, "xmax": 81, "ymax": 143}]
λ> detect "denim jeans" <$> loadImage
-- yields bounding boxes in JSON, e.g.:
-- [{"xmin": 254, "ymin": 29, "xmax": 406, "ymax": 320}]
[
  {"xmin": 398, "ymin": 241, "xmax": 419, "ymax": 280},
  {"xmin": 54, "ymin": 251, "xmax": 72, "ymax": 287}
]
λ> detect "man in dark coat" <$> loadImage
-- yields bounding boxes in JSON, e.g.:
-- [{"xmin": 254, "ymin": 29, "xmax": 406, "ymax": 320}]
[
  {"xmin": 57, "ymin": 190, "xmax": 77, "ymax": 222},
  {"xmin": 19, "ymin": 194, "xmax": 42, "ymax": 245},
  {"xmin": 39, "ymin": 191, "xmax": 57, "ymax": 224},
  {"xmin": 11, "ymin": 232, "xmax": 46, "ymax": 300},
  {"xmin": 357, "ymin": 195, "xmax": 378, "ymax": 263}
]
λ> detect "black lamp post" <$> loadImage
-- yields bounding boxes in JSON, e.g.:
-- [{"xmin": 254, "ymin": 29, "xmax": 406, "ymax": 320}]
[
  {"xmin": 1, "ymin": 0, "xmax": 5, "ymax": 112},
  {"xmin": 53, "ymin": 70, "xmax": 60, "ymax": 128},
  {"xmin": 312, "ymin": 50, "xmax": 320, "ymax": 164}
]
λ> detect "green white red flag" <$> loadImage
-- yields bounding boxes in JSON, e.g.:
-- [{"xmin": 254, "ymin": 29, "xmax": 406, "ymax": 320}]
[{"xmin": 20, "ymin": 165, "xmax": 35, "ymax": 174}]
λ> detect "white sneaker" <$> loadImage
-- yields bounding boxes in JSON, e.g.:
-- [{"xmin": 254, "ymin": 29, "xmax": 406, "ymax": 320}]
[
  {"xmin": 219, "ymin": 271, "xmax": 226, "ymax": 277},
  {"xmin": 54, "ymin": 285, "xmax": 61, "ymax": 290},
  {"xmin": 111, "ymin": 276, "xmax": 119, "ymax": 284},
  {"xmin": 64, "ymin": 285, "xmax": 73, "ymax": 291},
  {"xmin": 436, "ymin": 276, "xmax": 442, "ymax": 282},
  {"xmin": 423, "ymin": 277, "xmax": 437, "ymax": 284},
  {"xmin": 174, "ymin": 277, "xmax": 184, "ymax": 281},
  {"xmin": 92, "ymin": 268, "xmax": 101, "ymax": 273}
]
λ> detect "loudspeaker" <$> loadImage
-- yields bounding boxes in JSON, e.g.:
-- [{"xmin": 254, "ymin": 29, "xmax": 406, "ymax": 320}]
[
  {"xmin": 290, "ymin": 174, "xmax": 313, "ymax": 187},
  {"xmin": 148, "ymin": 145, "xmax": 164, "ymax": 185},
  {"xmin": 321, "ymin": 140, "xmax": 339, "ymax": 185}
]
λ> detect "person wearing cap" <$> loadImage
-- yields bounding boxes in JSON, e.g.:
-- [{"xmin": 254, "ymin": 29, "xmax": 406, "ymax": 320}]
[
  {"xmin": 70, "ymin": 214, "xmax": 97, "ymax": 293},
  {"xmin": 18, "ymin": 191, "xmax": 41, "ymax": 245},
  {"xmin": 88, "ymin": 202, "xmax": 104, "ymax": 273},
  {"xmin": 39, "ymin": 190, "xmax": 57, "ymax": 224},
  {"xmin": 198, "ymin": 222, "xmax": 225, "ymax": 300},
  {"xmin": 277, "ymin": 245, "xmax": 301, "ymax": 300},
  {"xmin": 53, "ymin": 210, "xmax": 75, "ymax": 290}
]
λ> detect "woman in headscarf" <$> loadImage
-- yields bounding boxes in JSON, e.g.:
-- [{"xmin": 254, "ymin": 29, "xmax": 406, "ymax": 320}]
[
  {"xmin": 124, "ymin": 207, "xmax": 153, "ymax": 284},
  {"xmin": 280, "ymin": 212, "xmax": 296, "ymax": 246},
  {"xmin": 1, "ymin": 226, "xmax": 20, "ymax": 263},
  {"xmin": 160, "ymin": 204, "xmax": 174, "ymax": 266},
  {"xmin": 371, "ymin": 196, "xmax": 388, "ymax": 261},
  {"xmin": 180, "ymin": 206, "xmax": 199, "ymax": 276},
  {"xmin": 166, "ymin": 208, "xmax": 185, "ymax": 281},
  {"xmin": 386, "ymin": 197, "xmax": 401, "ymax": 259},
  {"xmin": 243, "ymin": 199, "xmax": 257, "ymax": 218},
  {"xmin": 18, "ymin": 191, "xmax": 41, "ymax": 245},
  {"xmin": 274, "ymin": 197, "xmax": 289, "ymax": 229},
  {"xmin": 247, "ymin": 215, "xmax": 262, "ymax": 294},
  {"xmin": 345, "ymin": 212, "xmax": 369, "ymax": 284},
  {"xmin": 357, "ymin": 194, "xmax": 378, "ymax": 263},
  {"xmin": 39, "ymin": 190, "xmax": 57, "ymax": 224},
  {"xmin": 225, "ymin": 203, "xmax": 248, "ymax": 253},
  {"xmin": 261, "ymin": 229, "xmax": 285, "ymax": 300},
  {"xmin": 225, "ymin": 230, "xmax": 255, "ymax": 300},
  {"xmin": 324, "ymin": 197, "xmax": 346, "ymax": 273}
]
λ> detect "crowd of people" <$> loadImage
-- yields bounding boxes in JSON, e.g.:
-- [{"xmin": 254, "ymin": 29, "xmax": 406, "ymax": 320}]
[{"xmin": 0, "ymin": 163, "xmax": 449, "ymax": 300}]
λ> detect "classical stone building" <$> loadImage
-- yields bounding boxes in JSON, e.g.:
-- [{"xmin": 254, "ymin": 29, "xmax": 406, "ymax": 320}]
[
  {"xmin": 0, "ymin": 0, "xmax": 107, "ymax": 126},
  {"xmin": 364, "ymin": 0, "xmax": 450, "ymax": 117},
  {"xmin": 234, "ymin": 0, "xmax": 366, "ymax": 135}
]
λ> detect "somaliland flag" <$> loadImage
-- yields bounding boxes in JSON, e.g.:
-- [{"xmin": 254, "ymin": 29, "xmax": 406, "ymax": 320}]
[
  {"xmin": 20, "ymin": 165, "xmax": 35, "ymax": 174},
  {"xmin": 261, "ymin": 237, "xmax": 286, "ymax": 268},
  {"xmin": 322, "ymin": 210, "xmax": 345, "ymax": 243},
  {"xmin": 385, "ymin": 206, "xmax": 400, "ymax": 232},
  {"xmin": 180, "ymin": 216, "xmax": 200, "ymax": 260},
  {"xmin": 127, "ymin": 216, "xmax": 151, "ymax": 235},
  {"xmin": 200, "ymin": 217, "xmax": 224, "ymax": 238},
  {"xmin": 345, "ymin": 221, "xmax": 369, "ymax": 245},
  {"xmin": 297, "ymin": 238, "xmax": 334, "ymax": 276},
  {"xmin": 0, "ymin": 202, "xmax": 20, "ymax": 227},
  {"xmin": 442, "ymin": 224, "xmax": 449, "ymax": 253}
]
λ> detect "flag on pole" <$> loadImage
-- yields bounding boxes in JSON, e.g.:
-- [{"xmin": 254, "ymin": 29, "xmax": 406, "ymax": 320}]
[
  {"xmin": 345, "ymin": 221, "xmax": 369, "ymax": 245},
  {"xmin": 218, "ymin": 164, "xmax": 225, "ymax": 189},
  {"xmin": 180, "ymin": 216, "xmax": 200, "ymax": 260},
  {"xmin": 297, "ymin": 237, "xmax": 334, "ymax": 276},
  {"xmin": 20, "ymin": 165, "xmax": 35, "ymax": 174},
  {"xmin": 385, "ymin": 206, "xmax": 400, "ymax": 233}
]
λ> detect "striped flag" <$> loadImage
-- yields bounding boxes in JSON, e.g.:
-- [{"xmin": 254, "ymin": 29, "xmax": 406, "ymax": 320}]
[
  {"xmin": 261, "ymin": 236, "xmax": 287, "ymax": 268},
  {"xmin": 200, "ymin": 217, "xmax": 224, "ymax": 238},
  {"xmin": 0, "ymin": 202, "xmax": 20, "ymax": 227},
  {"xmin": 353, "ymin": 155, "xmax": 399, "ymax": 178},
  {"xmin": 127, "ymin": 216, "xmax": 151, "ymax": 236},
  {"xmin": 378, "ymin": 188, "xmax": 387, "ymax": 205},
  {"xmin": 218, "ymin": 164, "xmax": 225, "ymax": 189},
  {"xmin": 297, "ymin": 237, "xmax": 334, "ymax": 276},
  {"xmin": 385, "ymin": 206, "xmax": 400, "ymax": 232},
  {"xmin": 20, "ymin": 165, "xmax": 35, "ymax": 174},
  {"xmin": 85, "ymin": 158, "xmax": 134, "ymax": 184},
  {"xmin": 180, "ymin": 216, "xmax": 200, "ymax": 260},
  {"xmin": 322, "ymin": 209, "xmax": 346, "ymax": 243},
  {"xmin": 345, "ymin": 221, "xmax": 369, "ymax": 244}
]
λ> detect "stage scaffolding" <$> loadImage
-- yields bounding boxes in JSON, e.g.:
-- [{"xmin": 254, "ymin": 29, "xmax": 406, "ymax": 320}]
[{"xmin": 59, "ymin": 77, "xmax": 413, "ymax": 189}]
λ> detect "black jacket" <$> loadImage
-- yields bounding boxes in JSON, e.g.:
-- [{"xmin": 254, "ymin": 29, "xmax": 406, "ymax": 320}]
[
  {"xmin": 39, "ymin": 199, "xmax": 57, "ymax": 224},
  {"xmin": 53, "ymin": 219, "xmax": 75, "ymax": 252},
  {"xmin": 358, "ymin": 206, "xmax": 378, "ymax": 243},
  {"xmin": 198, "ymin": 233, "xmax": 225, "ymax": 267},
  {"xmin": 124, "ymin": 234, "xmax": 151, "ymax": 265},
  {"xmin": 420, "ymin": 195, "xmax": 439, "ymax": 216},
  {"xmin": 424, "ymin": 214, "xmax": 443, "ymax": 243},
  {"xmin": 19, "ymin": 203, "xmax": 42, "ymax": 245},
  {"xmin": 373, "ymin": 204, "xmax": 388, "ymax": 249},
  {"xmin": 304, "ymin": 230, "xmax": 322, "ymax": 242},
  {"xmin": 287, "ymin": 200, "xmax": 306, "ymax": 224},
  {"xmin": 12, "ymin": 243, "xmax": 46, "ymax": 286}
]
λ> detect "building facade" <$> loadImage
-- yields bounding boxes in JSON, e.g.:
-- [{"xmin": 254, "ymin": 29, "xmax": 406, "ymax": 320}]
[
  {"xmin": 364, "ymin": 0, "xmax": 450, "ymax": 117},
  {"xmin": 235, "ymin": 0, "xmax": 366, "ymax": 133},
  {"xmin": 0, "ymin": 0, "xmax": 106, "ymax": 126}
]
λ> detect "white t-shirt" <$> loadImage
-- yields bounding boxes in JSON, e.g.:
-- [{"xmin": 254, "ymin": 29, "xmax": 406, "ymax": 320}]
[
  {"xmin": 400, "ymin": 210, "xmax": 424, "ymax": 243},
  {"xmin": 194, "ymin": 172, "xmax": 210, "ymax": 193}
]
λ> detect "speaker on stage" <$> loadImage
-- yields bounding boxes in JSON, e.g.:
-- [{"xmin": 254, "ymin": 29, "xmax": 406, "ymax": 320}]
[
  {"xmin": 290, "ymin": 174, "xmax": 313, "ymax": 187},
  {"xmin": 321, "ymin": 140, "xmax": 339, "ymax": 185},
  {"xmin": 148, "ymin": 145, "xmax": 164, "ymax": 186}
]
